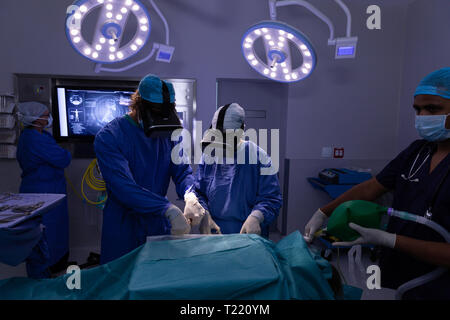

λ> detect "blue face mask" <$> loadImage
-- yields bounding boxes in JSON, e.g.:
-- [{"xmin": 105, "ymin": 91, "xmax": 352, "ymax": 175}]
[{"xmin": 415, "ymin": 114, "xmax": 450, "ymax": 141}]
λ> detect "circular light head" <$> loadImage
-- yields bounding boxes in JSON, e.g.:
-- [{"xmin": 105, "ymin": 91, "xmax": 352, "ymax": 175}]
[
  {"xmin": 241, "ymin": 20, "xmax": 317, "ymax": 83},
  {"xmin": 65, "ymin": 0, "xmax": 151, "ymax": 64}
]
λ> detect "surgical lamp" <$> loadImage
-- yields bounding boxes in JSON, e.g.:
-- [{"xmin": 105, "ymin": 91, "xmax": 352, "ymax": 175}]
[
  {"xmin": 242, "ymin": 0, "xmax": 358, "ymax": 83},
  {"xmin": 65, "ymin": 0, "xmax": 175, "ymax": 73}
]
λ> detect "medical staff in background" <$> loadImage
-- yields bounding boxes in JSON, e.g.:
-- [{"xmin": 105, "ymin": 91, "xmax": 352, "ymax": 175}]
[
  {"xmin": 191, "ymin": 103, "xmax": 283, "ymax": 237},
  {"xmin": 304, "ymin": 67, "xmax": 450, "ymax": 300},
  {"xmin": 94, "ymin": 74, "xmax": 202, "ymax": 264},
  {"xmin": 16, "ymin": 102, "xmax": 72, "ymax": 275}
]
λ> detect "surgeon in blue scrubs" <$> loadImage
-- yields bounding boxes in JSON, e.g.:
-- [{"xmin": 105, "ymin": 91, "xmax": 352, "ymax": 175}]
[
  {"xmin": 16, "ymin": 102, "xmax": 71, "ymax": 275},
  {"xmin": 304, "ymin": 68, "xmax": 450, "ymax": 300},
  {"xmin": 192, "ymin": 103, "xmax": 282, "ymax": 238},
  {"xmin": 94, "ymin": 74, "xmax": 198, "ymax": 264}
]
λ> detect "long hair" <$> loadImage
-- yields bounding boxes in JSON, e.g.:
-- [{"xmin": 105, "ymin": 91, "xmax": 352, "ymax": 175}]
[{"xmin": 128, "ymin": 89, "xmax": 176, "ymax": 117}]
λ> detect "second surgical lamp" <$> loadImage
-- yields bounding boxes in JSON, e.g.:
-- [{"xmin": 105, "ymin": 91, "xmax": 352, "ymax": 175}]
[{"xmin": 242, "ymin": 0, "xmax": 358, "ymax": 83}]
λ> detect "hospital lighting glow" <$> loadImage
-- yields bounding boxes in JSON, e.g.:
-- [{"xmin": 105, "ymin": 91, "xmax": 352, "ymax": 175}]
[
  {"xmin": 65, "ymin": 0, "xmax": 151, "ymax": 64},
  {"xmin": 241, "ymin": 20, "xmax": 317, "ymax": 83}
]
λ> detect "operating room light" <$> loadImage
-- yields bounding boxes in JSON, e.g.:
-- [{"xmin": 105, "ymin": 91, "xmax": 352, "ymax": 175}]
[
  {"xmin": 66, "ymin": 0, "xmax": 151, "ymax": 64},
  {"xmin": 241, "ymin": 0, "xmax": 358, "ymax": 82},
  {"xmin": 241, "ymin": 20, "xmax": 317, "ymax": 83}
]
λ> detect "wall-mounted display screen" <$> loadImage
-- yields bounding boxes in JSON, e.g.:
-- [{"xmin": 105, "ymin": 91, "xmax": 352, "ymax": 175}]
[{"xmin": 56, "ymin": 87, "xmax": 134, "ymax": 138}]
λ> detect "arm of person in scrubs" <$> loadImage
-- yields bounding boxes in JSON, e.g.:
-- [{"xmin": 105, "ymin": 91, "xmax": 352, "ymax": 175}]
[
  {"xmin": 94, "ymin": 131, "xmax": 170, "ymax": 216},
  {"xmin": 189, "ymin": 161, "xmax": 210, "ymax": 212},
  {"xmin": 33, "ymin": 135, "xmax": 72, "ymax": 169},
  {"xmin": 319, "ymin": 177, "xmax": 389, "ymax": 217},
  {"xmin": 394, "ymin": 236, "xmax": 450, "ymax": 267},
  {"xmin": 252, "ymin": 156, "xmax": 283, "ymax": 226}
]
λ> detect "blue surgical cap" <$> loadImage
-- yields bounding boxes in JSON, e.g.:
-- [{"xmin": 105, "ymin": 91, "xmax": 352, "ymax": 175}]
[
  {"xmin": 17, "ymin": 102, "xmax": 49, "ymax": 126},
  {"xmin": 414, "ymin": 67, "xmax": 450, "ymax": 99},
  {"xmin": 138, "ymin": 74, "xmax": 176, "ymax": 103}
]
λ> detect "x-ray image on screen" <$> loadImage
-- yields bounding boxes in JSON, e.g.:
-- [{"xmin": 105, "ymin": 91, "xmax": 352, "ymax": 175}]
[{"xmin": 57, "ymin": 88, "xmax": 134, "ymax": 137}]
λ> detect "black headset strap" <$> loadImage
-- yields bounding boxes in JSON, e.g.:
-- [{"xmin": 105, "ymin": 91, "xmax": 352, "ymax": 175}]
[
  {"xmin": 161, "ymin": 81, "xmax": 170, "ymax": 105},
  {"xmin": 214, "ymin": 103, "xmax": 231, "ymax": 131}
]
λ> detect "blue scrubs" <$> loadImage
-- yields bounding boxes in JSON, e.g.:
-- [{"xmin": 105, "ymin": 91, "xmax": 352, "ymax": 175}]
[
  {"xmin": 94, "ymin": 115, "xmax": 194, "ymax": 264},
  {"xmin": 376, "ymin": 139, "xmax": 450, "ymax": 300},
  {"xmin": 193, "ymin": 141, "xmax": 282, "ymax": 237},
  {"xmin": 16, "ymin": 129, "xmax": 71, "ymax": 270}
]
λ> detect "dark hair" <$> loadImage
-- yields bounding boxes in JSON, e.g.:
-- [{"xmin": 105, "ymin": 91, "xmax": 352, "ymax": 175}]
[{"xmin": 129, "ymin": 89, "xmax": 176, "ymax": 116}]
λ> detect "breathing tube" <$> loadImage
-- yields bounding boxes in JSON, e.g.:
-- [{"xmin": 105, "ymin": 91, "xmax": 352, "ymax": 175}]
[{"xmin": 386, "ymin": 208, "xmax": 450, "ymax": 300}]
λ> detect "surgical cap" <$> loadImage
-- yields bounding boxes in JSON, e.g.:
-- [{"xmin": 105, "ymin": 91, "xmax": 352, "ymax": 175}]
[
  {"xmin": 17, "ymin": 102, "xmax": 49, "ymax": 126},
  {"xmin": 211, "ymin": 103, "xmax": 245, "ymax": 130},
  {"xmin": 138, "ymin": 74, "xmax": 176, "ymax": 103},
  {"xmin": 414, "ymin": 67, "xmax": 450, "ymax": 99}
]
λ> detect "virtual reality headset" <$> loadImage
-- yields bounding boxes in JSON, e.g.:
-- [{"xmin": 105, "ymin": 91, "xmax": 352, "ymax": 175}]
[{"xmin": 140, "ymin": 81, "xmax": 183, "ymax": 138}]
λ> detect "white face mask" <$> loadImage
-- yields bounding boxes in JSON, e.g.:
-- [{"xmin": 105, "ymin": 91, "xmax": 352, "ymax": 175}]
[
  {"xmin": 30, "ymin": 114, "xmax": 53, "ymax": 128},
  {"xmin": 415, "ymin": 114, "xmax": 450, "ymax": 142}
]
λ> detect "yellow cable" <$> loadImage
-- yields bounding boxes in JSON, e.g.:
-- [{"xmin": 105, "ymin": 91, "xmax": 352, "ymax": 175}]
[{"xmin": 81, "ymin": 159, "xmax": 107, "ymax": 206}]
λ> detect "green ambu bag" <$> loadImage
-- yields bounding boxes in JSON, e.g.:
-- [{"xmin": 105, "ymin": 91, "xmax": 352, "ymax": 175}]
[{"xmin": 327, "ymin": 200, "xmax": 388, "ymax": 241}]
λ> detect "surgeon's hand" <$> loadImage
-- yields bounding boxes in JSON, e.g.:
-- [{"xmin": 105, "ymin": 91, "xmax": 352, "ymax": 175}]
[
  {"xmin": 199, "ymin": 212, "xmax": 222, "ymax": 234},
  {"xmin": 332, "ymin": 223, "xmax": 397, "ymax": 248},
  {"xmin": 240, "ymin": 210, "xmax": 264, "ymax": 235},
  {"xmin": 165, "ymin": 205, "xmax": 191, "ymax": 235},
  {"xmin": 183, "ymin": 192, "xmax": 206, "ymax": 226},
  {"xmin": 304, "ymin": 208, "xmax": 328, "ymax": 243}
]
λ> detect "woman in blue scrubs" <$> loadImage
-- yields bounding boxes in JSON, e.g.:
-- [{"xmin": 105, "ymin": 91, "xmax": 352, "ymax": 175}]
[
  {"xmin": 16, "ymin": 102, "xmax": 72, "ymax": 275},
  {"xmin": 304, "ymin": 68, "xmax": 450, "ymax": 299}
]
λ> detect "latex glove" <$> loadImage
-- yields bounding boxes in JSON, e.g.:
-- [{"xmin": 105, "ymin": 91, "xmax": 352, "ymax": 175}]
[
  {"xmin": 304, "ymin": 208, "xmax": 328, "ymax": 243},
  {"xmin": 199, "ymin": 211, "xmax": 222, "ymax": 234},
  {"xmin": 165, "ymin": 205, "xmax": 191, "ymax": 235},
  {"xmin": 332, "ymin": 223, "xmax": 397, "ymax": 248},
  {"xmin": 240, "ymin": 210, "xmax": 264, "ymax": 235},
  {"xmin": 183, "ymin": 192, "xmax": 206, "ymax": 226}
]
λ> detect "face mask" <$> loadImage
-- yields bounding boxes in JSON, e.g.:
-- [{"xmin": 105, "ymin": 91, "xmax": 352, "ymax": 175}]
[
  {"xmin": 29, "ymin": 114, "xmax": 53, "ymax": 129},
  {"xmin": 44, "ymin": 114, "xmax": 53, "ymax": 128},
  {"xmin": 415, "ymin": 114, "xmax": 450, "ymax": 141}
]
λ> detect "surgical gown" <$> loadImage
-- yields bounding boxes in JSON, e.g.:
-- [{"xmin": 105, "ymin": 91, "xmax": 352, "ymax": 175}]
[
  {"xmin": 193, "ymin": 141, "xmax": 282, "ymax": 236},
  {"xmin": 94, "ymin": 115, "xmax": 194, "ymax": 264},
  {"xmin": 16, "ymin": 128, "xmax": 71, "ymax": 270}
]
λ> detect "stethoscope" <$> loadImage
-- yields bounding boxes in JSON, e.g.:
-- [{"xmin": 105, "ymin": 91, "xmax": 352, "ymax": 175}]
[
  {"xmin": 401, "ymin": 143, "xmax": 433, "ymax": 183},
  {"xmin": 400, "ymin": 142, "xmax": 450, "ymax": 220}
]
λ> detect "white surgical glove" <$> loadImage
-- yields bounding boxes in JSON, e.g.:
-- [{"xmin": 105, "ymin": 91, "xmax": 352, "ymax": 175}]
[
  {"xmin": 183, "ymin": 192, "xmax": 206, "ymax": 226},
  {"xmin": 240, "ymin": 210, "xmax": 264, "ymax": 235},
  {"xmin": 332, "ymin": 223, "xmax": 397, "ymax": 248},
  {"xmin": 304, "ymin": 208, "xmax": 328, "ymax": 243},
  {"xmin": 165, "ymin": 205, "xmax": 191, "ymax": 235},
  {"xmin": 199, "ymin": 211, "xmax": 222, "ymax": 234}
]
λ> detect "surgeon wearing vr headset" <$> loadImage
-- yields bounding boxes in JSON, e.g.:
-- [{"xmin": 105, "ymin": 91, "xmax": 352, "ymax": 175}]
[
  {"xmin": 304, "ymin": 67, "xmax": 450, "ymax": 299},
  {"xmin": 191, "ymin": 103, "xmax": 283, "ymax": 237},
  {"xmin": 94, "ymin": 74, "xmax": 200, "ymax": 264}
]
